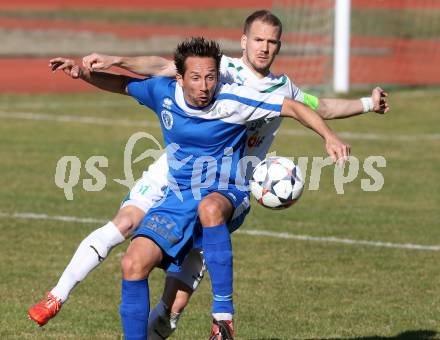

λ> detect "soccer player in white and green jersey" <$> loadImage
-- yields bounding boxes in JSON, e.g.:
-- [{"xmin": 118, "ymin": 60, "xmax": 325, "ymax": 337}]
[{"xmin": 29, "ymin": 10, "xmax": 388, "ymax": 339}]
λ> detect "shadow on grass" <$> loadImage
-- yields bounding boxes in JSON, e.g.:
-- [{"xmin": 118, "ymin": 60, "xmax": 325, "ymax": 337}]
[
  {"xmin": 302, "ymin": 329, "xmax": 438, "ymax": 340},
  {"xmin": 253, "ymin": 330, "xmax": 438, "ymax": 340}
]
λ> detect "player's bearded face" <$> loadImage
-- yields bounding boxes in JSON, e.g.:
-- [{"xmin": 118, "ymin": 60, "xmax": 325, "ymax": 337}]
[
  {"xmin": 242, "ymin": 21, "xmax": 281, "ymax": 75},
  {"xmin": 177, "ymin": 57, "xmax": 218, "ymax": 107}
]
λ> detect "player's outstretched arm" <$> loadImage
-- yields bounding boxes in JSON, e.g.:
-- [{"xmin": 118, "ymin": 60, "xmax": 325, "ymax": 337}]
[
  {"xmin": 315, "ymin": 86, "xmax": 389, "ymax": 119},
  {"xmin": 82, "ymin": 53, "xmax": 176, "ymax": 77},
  {"xmin": 49, "ymin": 57, "xmax": 132, "ymax": 95},
  {"xmin": 281, "ymin": 98, "xmax": 350, "ymax": 163}
]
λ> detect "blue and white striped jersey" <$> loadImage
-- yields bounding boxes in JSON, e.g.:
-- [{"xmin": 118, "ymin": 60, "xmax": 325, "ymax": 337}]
[{"xmin": 127, "ymin": 76, "xmax": 284, "ymax": 189}]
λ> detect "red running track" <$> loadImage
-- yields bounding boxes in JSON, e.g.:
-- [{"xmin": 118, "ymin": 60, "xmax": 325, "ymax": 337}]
[
  {"xmin": 2, "ymin": 0, "xmax": 439, "ymax": 92},
  {"xmin": 0, "ymin": 0, "xmax": 272, "ymax": 10},
  {"xmin": 3, "ymin": 50, "xmax": 440, "ymax": 94}
]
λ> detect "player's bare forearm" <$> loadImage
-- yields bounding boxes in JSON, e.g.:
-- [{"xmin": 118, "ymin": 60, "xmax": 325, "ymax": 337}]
[
  {"xmin": 280, "ymin": 98, "xmax": 350, "ymax": 162},
  {"xmin": 82, "ymin": 53, "xmax": 176, "ymax": 77},
  {"xmin": 49, "ymin": 57, "xmax": 130, "ymax": 95},
  {"xmin": 281, "ymin": 99, "xmax": 332, "ymax": 139},
  {"xmin": 119, "ymin": 56, "xmax": 176, "ymax": 77},
  {"xmin": 316, "ymin": 87, "xmax": 389, "ymax": 119},
  {"xmin": 79, "ymin": 68, "xmax": 131, "ymax": 95},
  {"xmin": 316, "ymin": 98, "xmax": 364, "ymax": 119}
]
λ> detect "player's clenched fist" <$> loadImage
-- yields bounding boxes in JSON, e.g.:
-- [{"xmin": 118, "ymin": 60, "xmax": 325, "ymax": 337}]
[
  {"xmin": 82, "ymin": 53, "xmax": 117, "ymax": 72},
  {"xmin": 372, "ymin": 86, "xmax": 389, "ymax": 114}
]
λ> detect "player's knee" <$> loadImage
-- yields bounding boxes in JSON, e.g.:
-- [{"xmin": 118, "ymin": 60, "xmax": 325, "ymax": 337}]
[
  {"xmin": 121, "ymin": 252, "xmax": 147, "ymax": 280},
  {"xmin": 198, "ymin": 196, "xmax": 232, "ymax": 226},
  {"xmin": 113, "ymin": 208, "xmax": 143, "ymax": 238},
  {"xmin": 113, "ymin": 215, "xmax": 134, "ymax": 237},
  {"xmin": 122, "ymin": 238, "xmax": 161, "ymax": 279}
]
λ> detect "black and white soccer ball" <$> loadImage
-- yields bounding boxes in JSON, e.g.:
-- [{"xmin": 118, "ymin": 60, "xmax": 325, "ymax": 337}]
[{"xmin": 250, "ymin": 156, "xmax": 304, "ymax": 209}]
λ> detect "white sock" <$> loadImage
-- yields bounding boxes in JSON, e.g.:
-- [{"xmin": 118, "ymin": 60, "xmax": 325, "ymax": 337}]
[
  {"xmin": 212, "ymin": 313, "xmax": 233, "ymax": 321},
  {"xmin": 50, "ymin": 222, "xmax": 125, "ymax": 303},
  {"xmin": 148, "ymin": 299, "xmax": 180, "ymax": 339}
]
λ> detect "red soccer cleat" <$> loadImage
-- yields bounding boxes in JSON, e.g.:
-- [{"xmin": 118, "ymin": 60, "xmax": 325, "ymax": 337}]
[
  {"xmin": 28, "ymin": 292, "xmax": 62, "ymax": 326},
  {"xmin": 209, "ymin": 319, "xmax": 234, "ymax": 340}
]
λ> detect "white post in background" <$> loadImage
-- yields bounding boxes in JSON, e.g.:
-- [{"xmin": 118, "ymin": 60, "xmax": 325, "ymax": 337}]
[{"xmin": 333, "ymin": 0, "xmax": 351, "ymax": 93}]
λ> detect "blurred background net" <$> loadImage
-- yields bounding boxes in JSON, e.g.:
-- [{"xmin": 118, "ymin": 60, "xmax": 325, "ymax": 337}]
[{"xmin": 273, "ymin": 0, "xmax": 440, "ymax": 91}]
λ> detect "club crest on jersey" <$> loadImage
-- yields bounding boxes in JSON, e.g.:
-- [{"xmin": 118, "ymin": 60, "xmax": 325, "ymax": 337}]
[
  {"xmin": 162, "ymin": 97, "xmax": 173, "ymax": 110},
  {"xmin": 247, "ymin": 119, "xmax": 266, "ymax": 131},
  {"xmin": 161, "ymin": 110, "xmax": 173, "ymax": 130}
]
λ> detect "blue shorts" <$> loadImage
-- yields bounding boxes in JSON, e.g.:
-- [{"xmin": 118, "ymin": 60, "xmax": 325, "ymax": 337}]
[
  {"xmin": 132, "ymin": 185, "xmax": 249, "ymax": 272},
  {"xmin": 168, "ymin": 188, "xmax": 250, "ymax": 273}
]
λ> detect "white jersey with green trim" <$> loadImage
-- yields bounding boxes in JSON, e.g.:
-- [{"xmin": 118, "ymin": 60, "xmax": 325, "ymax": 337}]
[{"xmin": 219, "ymin": 55, "xmax": 304, "ymax": 165}]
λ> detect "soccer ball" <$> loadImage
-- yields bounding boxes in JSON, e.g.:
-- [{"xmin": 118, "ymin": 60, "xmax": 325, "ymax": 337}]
[{"xmin": 250, "ymin": 156, "xmax": 304, "ymax": 209}]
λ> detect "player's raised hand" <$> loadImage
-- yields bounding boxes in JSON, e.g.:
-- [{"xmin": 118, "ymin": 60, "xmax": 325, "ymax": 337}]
[
  {"xmin": 82, "ymin": 53, "xmax": 117, "ymax": 71},
  {"xmin": 49, "ymin": 57, "xmax": 81, "ymax": 78},
  {"xmin": 371, "ymin": 86, "xmax": 389, "ymax": 114},
  {"xmin": 325, "ymin": 134, "xmax": 351, "ymax": 165}
]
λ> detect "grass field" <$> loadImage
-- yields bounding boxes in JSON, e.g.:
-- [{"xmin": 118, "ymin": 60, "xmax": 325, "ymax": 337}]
[
  {"xmin": 0, "ymin": 88, "xmax": 439, "ymax": 339},
  {"xmin": 0, "ymin": 9, "xmax": 252, "ymax": 28}
]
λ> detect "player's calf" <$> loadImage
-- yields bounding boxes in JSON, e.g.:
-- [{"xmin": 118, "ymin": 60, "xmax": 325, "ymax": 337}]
[{"xmin": 148, "ymin": 248, "xmax": 205, "ymax": 338}]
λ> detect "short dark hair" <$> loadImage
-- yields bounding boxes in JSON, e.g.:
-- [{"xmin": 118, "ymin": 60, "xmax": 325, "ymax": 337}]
[
  {"xmin": 174, "ymin": 37, "xmax": 223, "ymax": 77},
  {"xmin": 243, "ymin": 10, "xmax": 283, "ymax": 38}
]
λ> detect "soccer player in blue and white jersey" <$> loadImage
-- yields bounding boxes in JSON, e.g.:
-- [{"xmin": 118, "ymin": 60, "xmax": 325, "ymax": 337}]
[
  {"xmin": 30, "ymin": 36, "xmax": 350, "ymax": 339},
  {"xmin": 122, "ymin": 37, "xmax": 349, "ymax": 340},
  {"xmin": 77, "ymin": 11, "xmax": 388, "ymax": 339},
  {"xmin": 29, "ymin": 10, "xmax": 387, "ymax": 339}
]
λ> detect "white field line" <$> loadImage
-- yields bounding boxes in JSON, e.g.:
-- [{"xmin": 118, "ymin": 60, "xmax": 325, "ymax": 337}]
[
  {"xmin": 2, "ymin": 211, "xmax": 439, "ymax": 252},
  {"xmin": 0, "ymin": 211, "xmax": 106, "ymax": 224},
  {"xmin": 0, "ymin": 111, "xmax": 161, "ymax": 129},
  {"xmin": 238, "ymin": 229, "xmax": 440, "ymax": 251},
  {"xmin": 0, "ymin": 100, "xmax": 130, "ymax": 109},
  {"xmin": 1, "ymin": 111, "xmax": 439, "ymax": 141}
]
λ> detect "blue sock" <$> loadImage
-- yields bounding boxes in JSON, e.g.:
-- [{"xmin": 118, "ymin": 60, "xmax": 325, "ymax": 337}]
[
  {"xmin": 202, "ymin": 223, "xmax": 234, "ymax": 315},
  {"xmin": 120, "ymin": 279, "xmax": 149, "ymax": 340}
]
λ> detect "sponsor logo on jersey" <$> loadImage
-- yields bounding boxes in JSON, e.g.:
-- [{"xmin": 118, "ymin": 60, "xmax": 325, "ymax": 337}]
[
  {"xmin": 247, "ymin": 119, "xmax": 266, "ymax": 131},
  {"xmin": 162, "ymin": 97, "xmax": 173, "ymax": 110},
  {"xmin": 247, "ymin": 132, "xmax": 265, "ymax": 148},
  {"xmin": 161, "ymin": 110, "xmax": 173, "ymax": 130}
]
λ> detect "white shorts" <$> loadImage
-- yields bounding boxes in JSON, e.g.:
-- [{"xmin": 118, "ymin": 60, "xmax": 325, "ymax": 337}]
[{"xmin": 121, "ymin": 153, "xmax": 169, "ymax": 212}]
